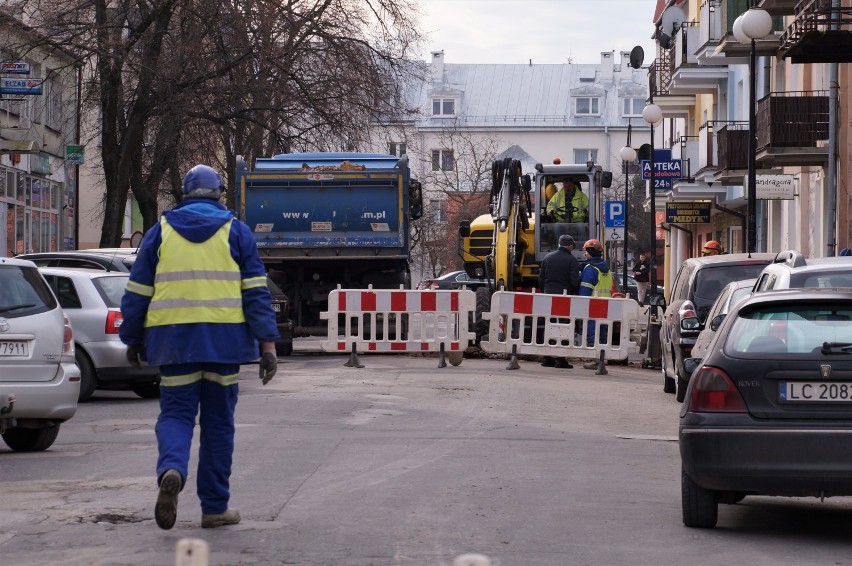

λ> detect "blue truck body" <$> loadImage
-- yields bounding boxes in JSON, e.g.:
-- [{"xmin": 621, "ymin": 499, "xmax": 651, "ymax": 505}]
[{"xmin": 235, "ymin": 152, "xmax": 422, "ymax": 335}]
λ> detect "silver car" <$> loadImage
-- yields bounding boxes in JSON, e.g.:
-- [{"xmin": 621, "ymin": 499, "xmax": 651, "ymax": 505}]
[
  {"xmin": 690, "ymin": 278, "xmax": 756, "ymax": 359},
  {"xmin": 38, "ymin": 267, "xmax": 160, "ymax": 402},
  {"xmin": 0, "ymin": 257, "xmax": 80, "ymax": 452}
]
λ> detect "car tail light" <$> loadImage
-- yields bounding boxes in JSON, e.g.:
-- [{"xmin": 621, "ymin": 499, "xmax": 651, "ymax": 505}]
[
  {"xmin": 687, "ymin": 366, "xmax": 747, "ymax": 413},
  {"xmin": 678, "ymin": 300, "xmax": 700, "ymax": 330},
  {"xmin": 63, "ymin": 313, "xmax": 75, "ymax": 355},
  {"xmin": 105, "ymin": 310, "xmax": 123, "ymax": 334}
]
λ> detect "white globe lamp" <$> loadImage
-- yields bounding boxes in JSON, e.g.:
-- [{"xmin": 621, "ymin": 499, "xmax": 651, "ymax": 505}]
[
  {"xmin": 741, "ymin": 8, "xmax": 773, "ymax": 40},
  {"xmin": 642, "ymin": 103, "xmax": 663, "ymax": 126},
  {"xmin": 619, "ymin": 146, "xmax": 637, "ymax": 162},
  {"xmin": 732, "ymin": 14, "xmax": 749, "ymax": 44}
]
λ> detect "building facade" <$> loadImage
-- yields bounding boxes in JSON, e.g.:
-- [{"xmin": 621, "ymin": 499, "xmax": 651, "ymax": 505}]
[{"xmin": 0, "ymin": 11, "xmax": 79, "ymax": 257}]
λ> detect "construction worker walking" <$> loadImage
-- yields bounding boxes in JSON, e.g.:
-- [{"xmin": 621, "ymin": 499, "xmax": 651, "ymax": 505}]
[{"xmin": 120, "ymin": 164, "xmax": 280, "ymax": 530}]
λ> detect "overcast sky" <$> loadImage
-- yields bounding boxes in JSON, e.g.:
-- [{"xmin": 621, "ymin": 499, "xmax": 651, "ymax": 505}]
[{"xmin": 416, "ymin": 0, "xmax": 656, "ymax": 66}]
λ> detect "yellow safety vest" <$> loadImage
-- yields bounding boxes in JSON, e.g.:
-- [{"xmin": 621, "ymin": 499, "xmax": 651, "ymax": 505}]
[
  {"xmin": 582, "ymin": 266, "xmax": 613, "ymax": 297},
  {"xmin": 145, "ymin": 218, "xmax": 246, "ymax": 327},
  {"xmin": 547, "ymin": 188, "xmax": 590, "ymax": 222}
]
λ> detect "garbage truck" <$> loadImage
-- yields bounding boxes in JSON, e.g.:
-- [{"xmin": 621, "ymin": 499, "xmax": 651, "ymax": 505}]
[{"xmin": 235, "ymin": 152, "xmax": 422, "ymax": 336}]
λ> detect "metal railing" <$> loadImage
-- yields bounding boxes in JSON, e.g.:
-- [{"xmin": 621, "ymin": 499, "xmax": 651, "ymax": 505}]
[
  {"xmin": 781, "ymin": 0, "xmax": 852, "ymax": 48},
  {"xmin": 756, "ymin": 90, "xmax": 829, "ymax": 150}
]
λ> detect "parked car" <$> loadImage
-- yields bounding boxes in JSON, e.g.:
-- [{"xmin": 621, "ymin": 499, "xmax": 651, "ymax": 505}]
[
  {"xmin": 419, "ymin": 270, "xmax": 490, "ymax": 291},
  {"xmin": 653, "ymin": 253, "xmax": 775, "ymax": 402},
  {"xmin": 0, "ymin": 257, "xmax": 79, "ymax": 452},
  {"xmin": 690, "ymin": 278, "xmax": 756, "ymax": 359},
  {"xmin": 38, "ymin": 267, "xmax": 161, "ymax": 401},
  {"xmin": 752, "ymin": 250, "xmax": 852, "ymax": 292},
  {"xmin": 21, "ymin": 249, "xmax": 294, "ymax": 356},
  {"xmin": 680, "ymin": 289, "xmax": 852, "ymax": 528},
  {"xmin": 18, "ymin": 249, "xmax": 138, "ymax": 272}
]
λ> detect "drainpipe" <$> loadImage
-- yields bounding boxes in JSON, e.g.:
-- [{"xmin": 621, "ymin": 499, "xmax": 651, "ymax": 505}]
[{"xmin": 826, "ymin": 0, "xmax": 839, "ymax": 257}]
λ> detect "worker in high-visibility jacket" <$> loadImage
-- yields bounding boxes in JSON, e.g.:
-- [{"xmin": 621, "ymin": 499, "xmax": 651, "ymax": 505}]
[
  {"xmin": 545, "ymin": 179, "xmax": 590, "ymax": 222},
  {"xmin": 578, "ymin": 239, "xmax": 613, "ymax": 367},
  {"xmin": 120, "ymin": 164, "xmax": 280, "ymax": 531}
]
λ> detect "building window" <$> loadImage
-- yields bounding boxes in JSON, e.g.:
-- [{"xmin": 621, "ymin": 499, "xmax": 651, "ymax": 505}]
[
  {"xmin": 431, "ymin": 149, "xmax": 455, "ymax": 172},
  {"xmin": 432, "ymin": 98, "xmax": 456, "ymax": 116},
  {"xmin": 623, "ymin": 97, "xmax": 644, "ymax": 116},
  {"xmin": 388, "ymin": 142, "xmax": 406, "ymax": 156},
  {"xmin": 575, "ymin": 97, "xmax": 601, "ymax": 116},
  {"xmin": 574, "ymin": 149, "xmax": 598, "ymax": 164},
  {"xmin": 427, "ymin": 199, "xmax": 448, "ymax": 223}
]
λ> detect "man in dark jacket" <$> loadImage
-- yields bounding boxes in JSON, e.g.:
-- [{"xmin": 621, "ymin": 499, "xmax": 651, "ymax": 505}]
[
  {"xmin": 120, "ymin": 164, "xmax": 280, "ymax": 530},
  {"xmin": 538, "ymin": 234, "xmax": 581, "ymax": 368},
  {"xmin": 632, "ymin": 250, "xmax": 650, "ymax": 304}
]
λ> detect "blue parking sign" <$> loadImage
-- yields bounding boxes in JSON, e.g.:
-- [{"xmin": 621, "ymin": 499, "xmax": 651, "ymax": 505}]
[{"xmin": 604, "ymin": 200, "xmax": 625, "ymax": 228}]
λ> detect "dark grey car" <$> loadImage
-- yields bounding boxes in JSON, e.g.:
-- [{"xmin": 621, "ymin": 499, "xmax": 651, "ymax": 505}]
[{"xmin": 680, "ymin": 289, "xmax": 852, "ymax": 528}]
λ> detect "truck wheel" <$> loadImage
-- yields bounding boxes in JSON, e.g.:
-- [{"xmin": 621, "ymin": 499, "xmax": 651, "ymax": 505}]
[{"xmin": 474, "ymin": 287, "xmax": 492, "ymax": 344}]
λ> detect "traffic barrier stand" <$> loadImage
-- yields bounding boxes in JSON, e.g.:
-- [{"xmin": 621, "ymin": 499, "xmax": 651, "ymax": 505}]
[
  {"xmin": 479, "ymin": 290, "xmax": 641, "ymax": 370},
  {"xmin": 321, "ymin": 286, "xmax": 477, "ymax": 368},
  {"xmin": 175, "ymin": 538, "xmax": 208, "ymax": 566}
]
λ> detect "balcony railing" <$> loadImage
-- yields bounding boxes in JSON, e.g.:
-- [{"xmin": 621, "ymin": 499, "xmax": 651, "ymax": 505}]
[
  {"xmin": 780, "ymin": 0, "xmax": 852, "ymax": 62},
  {"xmin": 649, "ymin": 49, "xmax": 674, "ymax": 97},
  {"xmin": 699, "ymin": 0, "xmax": 723, "ymax": 46},
  {"xmin": 716, "ymin": 122, "xmax": 749, "ymax": 171},
  {"xmin": 756, "ymin": 91, "xmax": 829, "ymax": 150},
  {"xmin": 672, "ymin": 135, "xmax": 700, "ymax": 178}
]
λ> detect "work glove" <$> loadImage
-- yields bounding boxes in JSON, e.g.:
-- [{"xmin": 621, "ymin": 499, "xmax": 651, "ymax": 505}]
[
  {"xmin": 126, "ymin": 344, "xmax": 144, "ymax": 369},
  {"xmin": 259, "ymin": 351, "xmax": 277, "ymax": 385}
]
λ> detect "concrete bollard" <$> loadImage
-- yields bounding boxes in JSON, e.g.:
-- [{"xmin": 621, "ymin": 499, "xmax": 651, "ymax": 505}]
[{"xmin": 175, "ymin": 538, "xmax": 209, "ymax": 566}]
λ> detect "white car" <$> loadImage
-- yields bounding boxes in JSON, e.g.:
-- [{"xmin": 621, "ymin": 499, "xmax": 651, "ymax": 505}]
[
  {"xmin": 0, "ymin": 257, "xmax": 79, "ymax": 452},
  {"xmin": 38, "ymin": 267, "xmax": 160, "ymax": 401}
]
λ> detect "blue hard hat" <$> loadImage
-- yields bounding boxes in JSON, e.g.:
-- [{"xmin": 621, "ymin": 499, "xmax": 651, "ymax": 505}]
[{"xmin": 182, "ymin": 164, "xmax": 223, "ymax": 197}]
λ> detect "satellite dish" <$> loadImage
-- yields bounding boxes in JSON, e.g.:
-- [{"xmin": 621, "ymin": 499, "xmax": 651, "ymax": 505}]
[
  {"xmin": 629, "ymin": 46, "xmax": 644, "ymax": 69},
  {"xmin": 658, "ymin": 32, "xmax": 673, "ymax": 50},
  {"xmin": 660, "ymin": 4, "xmax": 687, "ymax": 36}
]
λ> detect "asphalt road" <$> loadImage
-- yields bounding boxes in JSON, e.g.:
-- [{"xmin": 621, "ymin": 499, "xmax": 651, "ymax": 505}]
[{"xmin": 2, "ymin": 345, "xmax": 852, "ymax": 566}]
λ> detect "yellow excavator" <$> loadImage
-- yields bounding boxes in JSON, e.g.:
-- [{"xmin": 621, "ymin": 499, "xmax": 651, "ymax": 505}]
[{"xmin": 459, "ymin": 157, "xmax": 613, "ymax": 341}]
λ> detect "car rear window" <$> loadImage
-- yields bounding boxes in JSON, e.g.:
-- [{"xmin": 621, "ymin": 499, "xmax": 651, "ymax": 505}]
[
  {"xmin": 0, "ymin": 265, "xmax": 57, "ymax": 317},
  {"xmin": 727, "ymin": 303, "xmax": 852, "ymax": 355},
  {"xmin": 798, "ymin": 273, "xmax": 852, "ymax": 288},
  {"xmin": 693, "ymin": 263, "xmax": 770, "ymax": 319},
  {"xmin": 93, "ymin": 275, "xmax": 129, "ymax": 308}
]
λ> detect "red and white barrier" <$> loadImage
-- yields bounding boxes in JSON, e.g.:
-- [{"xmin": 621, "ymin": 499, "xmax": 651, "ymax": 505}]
[
  {"xmin": 479, "ymin": 290, "xmax": 642, "ymax": 365},
  {"xmin": 321, "ymin": 286, "xmax": 477, "ymax": 367}
]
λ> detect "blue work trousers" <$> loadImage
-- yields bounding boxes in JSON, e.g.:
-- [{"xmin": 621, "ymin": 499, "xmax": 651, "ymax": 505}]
[{"xmin": 156, "ymin": 363, "xmax": 240, "ymax": 515}]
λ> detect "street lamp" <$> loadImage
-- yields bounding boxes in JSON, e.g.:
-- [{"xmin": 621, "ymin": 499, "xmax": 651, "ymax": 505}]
[
  {"xmin": 619, "ymin": 125, "xmax": 637, "ymax": 295},
  {"xmin": 734, "ymin": 4, "xmax": 772, "ymax": 254},
  {"xmin": 642, "ymin": 102, "xmax": 663, "ymax": 297}
]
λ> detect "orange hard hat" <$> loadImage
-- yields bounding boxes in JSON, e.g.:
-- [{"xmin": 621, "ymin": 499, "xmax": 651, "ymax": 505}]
[
  {"xmin": 703, "ymin": 240, "xmax": 722, "ymax": 253},
  {"xmin": 583, "ymin": 239, "xmax": 603, "ymax": 253},
  {"xmin": 552, "ymin": 157, "xmax": 561, "ymax": 164}
]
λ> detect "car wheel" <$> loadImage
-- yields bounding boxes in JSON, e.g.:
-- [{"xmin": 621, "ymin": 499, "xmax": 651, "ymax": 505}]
[
  {"xmin": 75, "ymin": 349, "xmax": 98, "ymax": 402},
  {"xmin": 1, "ymin": 424, "xmax": 60, "ymax": 452},
  {"xmin": 447, "ymin": 351, "xmax": 464, "ymax": 366},
  {"xmin": 131, "ymin": 383, "xmax": 161, "ymax": 399},
  {"xmin": 676, "ymin": 376, "xmax": 688, "ymax": 403},
  {"xmin": 662, "ymin": 352, "xmax": 676, "ymax": 394},
  {"xmin": 474, "ymin": 287, "xmax": 492, "ymax": 344},
  {"xmin": 277, "ymin": 342, "xmax": 294, "ymax": 356},
  {"xmin": 682, "ymin": 468, "xmax": 718, "ymax": 528}
]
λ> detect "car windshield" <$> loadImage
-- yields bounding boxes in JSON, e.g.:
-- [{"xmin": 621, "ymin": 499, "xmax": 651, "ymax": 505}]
[
  {"xmin": 693, "ymin": 264, "xmax": 769, "ymax": 321},
  {"xmin": 93, "ymin": 275, "xmax": 129, "ymax": 308},
  {"xmin": 727, "ymin": 303, "xmax": 852, "ymax": 355},
  {"xmin": 0, "ymin": 265, "xmax": 56, "ymax": 317}
]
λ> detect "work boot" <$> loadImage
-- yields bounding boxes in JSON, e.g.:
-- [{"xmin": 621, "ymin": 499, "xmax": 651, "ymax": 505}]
[
  {"xmin": 583, "ymin": 361, "xmax": 600, "ymax": 370},
  {"xmin": 554, "ymin": 359, "xmax": 573, "ymax": 369},
  {"xmin": 201, "ymin": 508, "xmax": 242, "ymax": 529},
  {"xmin": 155, "ymin": 469, "xmax": 181, "ymax": 530},
  {"xmin": 540, "ymin": 357, "xmax": 556, "ymax": 367}
]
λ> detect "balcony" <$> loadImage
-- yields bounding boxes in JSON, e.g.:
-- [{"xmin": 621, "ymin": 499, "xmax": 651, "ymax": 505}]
[
  {"xmin": 715, "ymin": 122, "xmax": 749, "ymax": 184},
  {"xmin": 649, "ymin": 54, "xmax": 695, "ymax": 118},
  {"xmin": 756, "ymin": 91, "xmax": 829, "ymax": 166},
  {"xmin": 669, "ymin": 22, "xmax": 729, "ymax": 94},
  {"xmin": 671, "ymin": 135, "xmax": 728, "ymax": 198},
  {"xmin": 715, "ymin": 0, "xmax": 785, "ymax": 59},
  {"xmin": 696, "ymin": 0, "xmax": 726, "ymax": 64},
  {"xmin": 779, "ymin": 0, "xmax": 852, "ymax": 63},
  {"xmin": 756, "ymin": 0, "xmax": 798, "ymax": 16}
]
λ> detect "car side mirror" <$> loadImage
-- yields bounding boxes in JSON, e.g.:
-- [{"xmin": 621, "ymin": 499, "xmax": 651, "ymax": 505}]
[
  {"xmin": 683, "ymin": 357, "xmax": 702, "ymax": 376},
  {"xmin": 710, "ymin": 314, "xmax": 726, "ymax": 332}
]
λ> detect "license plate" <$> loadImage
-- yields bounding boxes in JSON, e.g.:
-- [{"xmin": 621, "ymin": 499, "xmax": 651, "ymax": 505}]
[
  {"xmin": 780, "ymin": 381, "xmax": 852, "ymax": 402},
  {"xmin": 0, "ymin": 341, "xmax": 28, "ymax": 356},
  {"xmin": 271, "ymin": 303, "xmax": 281, "ymax": 312}
]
